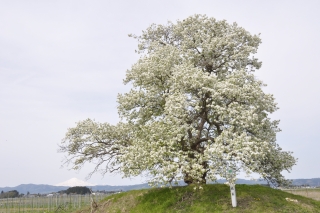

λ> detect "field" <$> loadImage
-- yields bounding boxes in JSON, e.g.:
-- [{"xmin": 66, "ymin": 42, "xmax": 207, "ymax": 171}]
[
  {"xmin": 283, "ymin": 188, "xmax": 320, "ymax": 201},
  {"xmin": 2, "ymin": 187, "xmax": 320, "ymax": 212},
  {"xmin": 73, "ymin": 184, "xmax": 320, "ymax": 213},
  {"xmin": 0, "ymin": 194, "xmax": 109, "ymax": 213}
]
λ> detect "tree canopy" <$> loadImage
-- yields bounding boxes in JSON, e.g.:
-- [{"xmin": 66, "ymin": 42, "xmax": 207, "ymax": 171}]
[
  {"xmin": 65, "ymin": 186, "xmax": 91, "ymax": 195},
  {"xmin": 0, "ymin": 190, "xmax": 19, "ymax": 198},
  {"xmin": 59, "ymin": 14, "xmax": 296, "ymax": 187}
]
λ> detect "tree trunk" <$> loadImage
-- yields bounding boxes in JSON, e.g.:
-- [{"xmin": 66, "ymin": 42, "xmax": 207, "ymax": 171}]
[{"xmin": 183, "ymin": 172, "xmax": 206, "ymax": 185}]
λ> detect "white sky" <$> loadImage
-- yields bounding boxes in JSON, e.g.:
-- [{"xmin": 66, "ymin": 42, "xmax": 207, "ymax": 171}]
[{"xmin": 1, "ymin": 0, "xmax": 319, "ymax": 187}]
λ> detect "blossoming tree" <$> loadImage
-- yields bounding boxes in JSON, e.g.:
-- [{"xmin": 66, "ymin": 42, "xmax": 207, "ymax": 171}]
[{"xmin": 59, "ymin": 15, "xmax": 296, "ymax": 187}]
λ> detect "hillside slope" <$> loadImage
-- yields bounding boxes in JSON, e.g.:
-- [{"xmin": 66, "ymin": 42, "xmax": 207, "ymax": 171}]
[{"xmin": 74, "ymin": 184, "xmax": 320, "ymax": 213}]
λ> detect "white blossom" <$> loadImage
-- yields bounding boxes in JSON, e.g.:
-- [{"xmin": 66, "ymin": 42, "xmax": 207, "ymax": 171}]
[{"xmin": 59, "ymin": 14, "xmax": 296, "ymax": 187}]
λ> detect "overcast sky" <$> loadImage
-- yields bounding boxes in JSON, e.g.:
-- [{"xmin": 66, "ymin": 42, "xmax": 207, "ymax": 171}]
[{"xmin": 1, "ymin": 0, "xmax": 319, "ymax": 187}]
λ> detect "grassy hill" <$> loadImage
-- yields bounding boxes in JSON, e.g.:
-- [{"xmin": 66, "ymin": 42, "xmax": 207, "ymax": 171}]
[{"xmin": 74, "ymin": 184, "xmax": 320, "ymax": 213}]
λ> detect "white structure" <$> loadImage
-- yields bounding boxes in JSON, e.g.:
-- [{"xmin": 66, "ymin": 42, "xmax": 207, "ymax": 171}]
[
  {"xmin": 230, "ymin": 184, "xmax": 237, "ymax": 207},
  {"xmin": 226, "ymin": 165, "xmax": 237, "ymax": 207}
]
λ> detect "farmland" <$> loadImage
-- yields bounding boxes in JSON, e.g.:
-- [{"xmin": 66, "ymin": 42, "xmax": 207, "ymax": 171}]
[
  {"xmin": 283, "ymin": 188, "xmax": 320, "ymax": 201},
  {"xmin": 0, "ymin": 194, "xmax": 109, "ymax": 213}
]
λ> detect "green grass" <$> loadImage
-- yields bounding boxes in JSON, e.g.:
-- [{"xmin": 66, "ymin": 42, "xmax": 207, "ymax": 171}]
[{"xmin": 74, "ymin": 184, "xmax": 320, "ymax": 213}]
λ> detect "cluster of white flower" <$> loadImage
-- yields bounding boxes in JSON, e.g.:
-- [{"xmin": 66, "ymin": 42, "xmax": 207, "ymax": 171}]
[{"xmin": 60, "ymin": 14, "xmax": 296, "ymax": 187}]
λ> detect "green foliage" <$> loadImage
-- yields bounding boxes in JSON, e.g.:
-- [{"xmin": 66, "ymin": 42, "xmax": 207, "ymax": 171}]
[
  {"xmin": 0, "ymin": 190, "xmax": 19, "ymax": 198},
  {"xmin": 74, "ymin": 184, "xmax": 320, "ymax": 213},
  {"xmin": 64, "ymin": 186, "xmax": 91, "ymax": 195}
]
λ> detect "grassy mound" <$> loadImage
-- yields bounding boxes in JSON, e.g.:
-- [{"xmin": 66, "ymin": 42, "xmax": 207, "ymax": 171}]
[{"xmin": 74, "ymin": 184, "xmax": 320, "ymax": 213}]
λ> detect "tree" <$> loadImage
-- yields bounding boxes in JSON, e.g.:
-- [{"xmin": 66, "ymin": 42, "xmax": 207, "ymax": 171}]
[
  {"xmin": 65, "ymin": 186, "xmax": 91, "ymax": 195},
  {"xmin": 0, "ymin": 190, "xmax": 19, "ymax": 198},
  {"xmin": 59, "ymin": 14, "xmax": 296, "ymax": 187}
]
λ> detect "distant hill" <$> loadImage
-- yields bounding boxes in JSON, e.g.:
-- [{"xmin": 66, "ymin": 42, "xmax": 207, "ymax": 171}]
[
  {"xmin": 0, "ymin": 184, "xmax": 68, "ymax": 194},
  {"xmin": 91, "ymin": 182, "xmax": 152, "ymax": 192},
  {"xmin": 0, "ymin": 183, "xmax": 151, "ymax": 194},
  {"xmin": 216, "ymin": 178, "xmax": 320, "ymax": 186},
  {"xmin": 1, "ymin": 178, "xmax": 319, "ymax": 194},
  {"xmin": 292, "ymin": 178, "xmax": 320, "ymax": 186}
]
